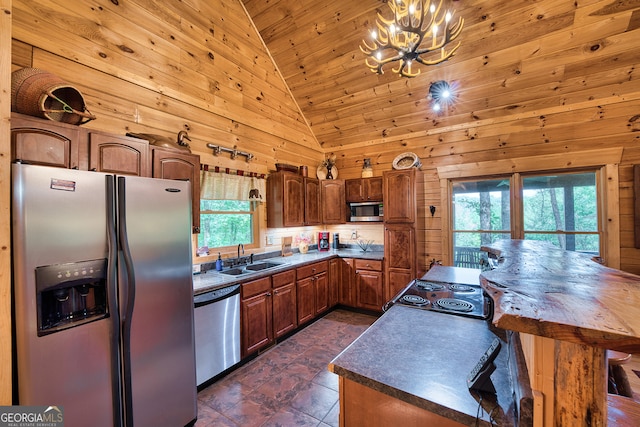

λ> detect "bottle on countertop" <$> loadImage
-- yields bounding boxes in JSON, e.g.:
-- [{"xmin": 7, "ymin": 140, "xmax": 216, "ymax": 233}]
[{"xmin": 216, "ymin": 253, "xmax": 223, "ymax": 271}]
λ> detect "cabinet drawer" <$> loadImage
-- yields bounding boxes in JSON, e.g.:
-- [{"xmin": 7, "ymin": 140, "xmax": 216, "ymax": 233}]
[
  {"xmin": 272, "ymin": 269, "xmax": 295, "ymax": 288},
  {"xmin": 297, "ymin": 261, "xmax": 328, "ymax": 279},
  {"xmin": 242, "ymin": 277, "xmax": 271, "ymax": 299},
  {"xmin": 354, "ymin": 259, "xmax": 383, "ymax": 271}
]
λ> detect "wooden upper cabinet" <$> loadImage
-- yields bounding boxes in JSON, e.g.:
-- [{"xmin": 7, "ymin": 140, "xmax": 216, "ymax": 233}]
[
  {"xmin": 267, "ymin": 171, "xmax": 305, "ymax": 227},
  {"xmin": 151, "ymin": 146, "xmax": 201, "ymax": 233},
  {"xmin": 345, "ymin": 177, "xmax": 383, "ymax": 202},
  {"xmin": 88, "ymin": 132, "xmax": 150, "ymax": 177},
  {"xmin": 383, "ymin": 170, "xmax": 416, "ymax": 223},
  {"xmin": 304, "ymin": 177, "xmax": 321, "ymax": 225},
  {"xmin": 321, "ymin": 179, "xmax": 346, "ymax": 224},
  {"xmin": 11, "ymin": 113, "xmax": 81, "ymax": 169}
]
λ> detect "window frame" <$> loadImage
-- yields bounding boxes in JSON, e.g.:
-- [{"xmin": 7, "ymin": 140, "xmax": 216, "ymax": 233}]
[
  {"xmin": 197, "ymin": 199, "xmax": 260, "ymax": 257},
  {"xmin": 449, "ymin": 170, "xmax": 602, "ymax": 267},
  {"xmin": 437, "ymin": 148, "xmax": 622, "ymax": 268}
]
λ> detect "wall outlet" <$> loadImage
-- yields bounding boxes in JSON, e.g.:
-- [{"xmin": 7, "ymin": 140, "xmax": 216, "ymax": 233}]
[
  {"xmin": 192, "ymin": 264, "xmax": 201, "ymax": 274},
  {"xmin": 266, "ymin": 235, "xmax": 274, "ymax": 245},
  {"xmin": 351, "ymin": 230, "xmax": 357, "ymax": 240}
]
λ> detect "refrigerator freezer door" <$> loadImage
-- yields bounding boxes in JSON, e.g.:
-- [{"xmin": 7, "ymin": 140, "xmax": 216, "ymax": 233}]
[
  {"xmin": 12, "ymin": 164, "xmax": 117, "ymax": 427},
  {"xmin": 118, "ymin": 175, "xmax": 197, "ymax": 427}
]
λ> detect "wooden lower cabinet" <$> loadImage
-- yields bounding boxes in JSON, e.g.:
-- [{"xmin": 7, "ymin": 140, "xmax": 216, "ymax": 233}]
[
  {"xmin": 328, "ymin": 258, "xmax": 340, "ymax": 307},
  {"xmin": 272, "ymin": 270, "xmax": 297, "ymax": 338},
  {"xmin": 241, "ymin": 271, "xmax": 300, "ymax": 358},
  {"xmin": 339, "ymin": 377, "xmax": 465, "ymax": 427},
  {"xmin": 354, "ymin": 259, "xmax": 384, "ymax": 312},
  {"xmin": 296, "ymin": 261, "xmax": 329, "ymax": 325},
  {"xmin": 339, "ymin": 258, "xmax": 384, "ymax": 312},
  {"xmin": 241, "ymin": 277, "xmax": 273, "ymax": 358},
  {"xmin": 339, "ymin": 258, "xmax": 355, "ymax": 306}
]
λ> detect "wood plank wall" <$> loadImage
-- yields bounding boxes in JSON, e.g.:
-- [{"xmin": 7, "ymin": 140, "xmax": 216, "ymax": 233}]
[
  {"xmin": 318, "ymin": 0, "xmax": 640, "ymax": 276},
  {"xmin": 10, "ymin": 0, "xmax": 323, "ymax": 172},
  {"xmin": 0, "ymin": 0, "xmax": 12, "ymax": 407}
]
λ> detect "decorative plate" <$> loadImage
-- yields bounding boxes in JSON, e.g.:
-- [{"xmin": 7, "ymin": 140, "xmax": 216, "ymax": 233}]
[
  {"xmin": 392, "ymin": 152, "xmax": 421, "ymax": 170},
  {"xmin": 316, "ymin": 165, "xmax": 338, "ymax": 180}
]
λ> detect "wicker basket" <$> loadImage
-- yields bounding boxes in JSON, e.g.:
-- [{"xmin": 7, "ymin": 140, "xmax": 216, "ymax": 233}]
[{"xmin": 11, "ymin": 68, "xmax": 96, "ymax": 125}]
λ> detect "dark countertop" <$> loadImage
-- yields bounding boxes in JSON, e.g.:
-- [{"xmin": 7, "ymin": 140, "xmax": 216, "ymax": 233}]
[
  {"xmin": 480, "ymin": 239, "xmax": 640, "ymax": 353},
  {"xmin": 193, "ymin": 248, "xmax": 384, "ymax": 295},
  {"xmin": 328, "ymin": 266, "xmax": 520, "ymax": 426},
  {"xmin": 328, "ymin": 306, "xmax": 517, "ymax": 426}
]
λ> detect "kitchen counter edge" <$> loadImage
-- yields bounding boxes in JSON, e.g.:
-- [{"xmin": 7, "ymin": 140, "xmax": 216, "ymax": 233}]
[{"xmin": 193, "ymin": 249, "xmax": 384, "ymax": 295}]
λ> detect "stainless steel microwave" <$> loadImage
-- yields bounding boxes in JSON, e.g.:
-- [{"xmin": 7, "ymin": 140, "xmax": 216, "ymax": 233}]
[{"xmin": 349, "ymin": 202, "xmax": 383, "ymax": 222}]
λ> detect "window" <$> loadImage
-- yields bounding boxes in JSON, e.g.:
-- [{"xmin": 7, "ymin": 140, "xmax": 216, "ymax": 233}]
[
  {"xmin": 197, "ymin": 200, "xmax": 258, "ymax": 250},
  {"xmin": 522, "ymin": 173, "xmax": 599, "ymax": 253},
  {"xmin": 197, "ymin": 169, "xmax": 265, "ymax": 253},
  {"xmin": 451, "ymin": 171, "xmax": 600, "ymax": 268}
]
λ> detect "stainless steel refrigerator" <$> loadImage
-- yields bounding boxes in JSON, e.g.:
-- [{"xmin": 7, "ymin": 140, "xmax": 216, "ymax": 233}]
[{"xmin": 12, "ymin": 163, "xmax": 198, "ymax": 427}]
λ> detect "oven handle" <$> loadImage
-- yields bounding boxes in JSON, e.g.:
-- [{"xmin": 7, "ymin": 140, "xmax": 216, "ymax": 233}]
[{"xmin": 383, "ymin": 280, "xmax": 417, "ymax": 312}]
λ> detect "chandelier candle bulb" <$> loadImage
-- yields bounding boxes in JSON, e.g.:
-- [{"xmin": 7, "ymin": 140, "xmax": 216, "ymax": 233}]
[{"xmin": 360, "ymin": 0, "xmax": 464, "ymax": 77}]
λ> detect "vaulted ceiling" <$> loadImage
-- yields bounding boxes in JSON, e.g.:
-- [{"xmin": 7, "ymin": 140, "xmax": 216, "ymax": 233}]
[{"xmin": 241, "ymin": 0, "xmax": 640, "ymax": 153}]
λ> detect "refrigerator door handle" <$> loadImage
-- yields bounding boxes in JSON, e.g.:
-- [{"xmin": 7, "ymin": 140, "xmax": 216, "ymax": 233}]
[
  {"xmin": 106, "ymin": 175, "xmax": 124, "ymax": 427},
  {"xmin": 117, "ymin": 176, "xmax": 137, "ymax": 427}
]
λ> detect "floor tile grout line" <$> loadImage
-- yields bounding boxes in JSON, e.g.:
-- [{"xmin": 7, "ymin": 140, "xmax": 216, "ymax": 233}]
[{"xmin": 195, "ymin": 309, "xmax": 377, "ymax": 427}]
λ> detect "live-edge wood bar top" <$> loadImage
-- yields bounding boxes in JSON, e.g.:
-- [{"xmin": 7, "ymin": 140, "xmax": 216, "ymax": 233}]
[{"xmin": 480, "ymin": 239, "xmax": 640, "ymax": 354}]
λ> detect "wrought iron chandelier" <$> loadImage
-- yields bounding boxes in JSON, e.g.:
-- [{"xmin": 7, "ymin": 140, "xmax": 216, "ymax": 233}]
[{"xmin": 360, "ymin": 0, "xmax": 464, "ymax": 78}]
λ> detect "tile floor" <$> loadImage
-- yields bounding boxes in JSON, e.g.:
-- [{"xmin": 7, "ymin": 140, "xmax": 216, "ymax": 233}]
[{"xmin": 195, "ymin": 309, "xmax": 378, "ymax": 427}]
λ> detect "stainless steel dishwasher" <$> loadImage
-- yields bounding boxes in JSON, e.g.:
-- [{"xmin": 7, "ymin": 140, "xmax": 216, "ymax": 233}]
[{"xmin": 193, "ymin": 284, "xmax": 241, "ymax": 387}]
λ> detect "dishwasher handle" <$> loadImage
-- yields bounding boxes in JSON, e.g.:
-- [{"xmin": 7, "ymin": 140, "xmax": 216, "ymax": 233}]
[{"xmin": 194, "ymin": 284, "xmax": 241, "ymax": 308}]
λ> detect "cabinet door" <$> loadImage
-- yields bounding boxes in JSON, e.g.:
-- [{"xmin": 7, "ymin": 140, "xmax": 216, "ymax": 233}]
[
  {"xmin": 355, "ymin": 269, "xmax": 384, "ymax": 312},
  {"xmin": 385, "ymin": 225, "xmax": 416, "ymax": 302},
  {"xmin": 88, "ymin": 132, "xmax": 150, "ymax": 176},
  {"xmin": 272, "ymin": 270, "xmax": 298, "ymax": 338},
  {"xmin": 340, "ymin": 258, "xmax": 355, "ymax": 306},
  {"xmin": 328, "ymin": 258, "xmax": 341, "ymax": 308},
  {"xmin": 321, "ymin": 179, "xmax": 346, "ymax": 224},
  {"xmin": 11, "ymin": 113, "xmax": 81, "ymax": 169},
  {"xmin": 383, "ymin": 170, "xmax": 415, "ymax": 223},
  {"xmin": 345, "ymin": 179, "xmax": 364, "ymax": 202},
  {"xmin": 314, "ymin": 272, "xmax": 329, "ymax": 315},
  {"xmin": 241, "ymin": 291, "xmax": 273, "ymax": 357},
  {"xmin": 296, "ymin": 276, "xmax": 315, "ymax": 325},
  {"xmin": 365, "ymin": 177, "xmax": 384, "ymax": 201},
  {"xmin": 152, "ymin": 147, "xmax": 201, "ymax": 233},
  {"xmin": 304, "ymin": 178, "xmax": 321, "ymax": 225},
  {"xmin": 267, "ymin": 172, "xmax": 304, "ymax": 227}
]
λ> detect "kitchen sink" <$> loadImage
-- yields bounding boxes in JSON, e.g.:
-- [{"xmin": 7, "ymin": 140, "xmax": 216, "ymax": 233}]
[
  {"xmin": 220, "ymin": 268, "xmax": 248, "ymax": 276},
  {"xmin": 219, "ymin": 261, "xmax": 283, "ymax": 276},
  {"xmin": 244, "ymin": 261, "xmax": 282, "ymax": 271}
]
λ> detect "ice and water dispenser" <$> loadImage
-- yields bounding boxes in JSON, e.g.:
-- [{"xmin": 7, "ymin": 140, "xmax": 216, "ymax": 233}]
[{"xmin": 35, "ymin": 258, "xmax": 109, "ymax": 336}]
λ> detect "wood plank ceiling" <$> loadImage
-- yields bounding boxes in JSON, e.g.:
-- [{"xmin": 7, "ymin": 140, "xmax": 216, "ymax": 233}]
[{"xmin": 241, "ymin": 0, "xmax": 640, "ymax": 155}]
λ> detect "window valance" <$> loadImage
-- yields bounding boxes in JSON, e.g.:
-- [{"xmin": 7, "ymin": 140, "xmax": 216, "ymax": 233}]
[{"xmin": 200, "ymin": 166, "xmax": 266, "ymax": 201}]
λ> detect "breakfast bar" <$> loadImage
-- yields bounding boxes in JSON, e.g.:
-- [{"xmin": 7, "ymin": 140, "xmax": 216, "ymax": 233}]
[{"xmin": 330, "ymin": 240, "xmax": 640, "ymax": 426}]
